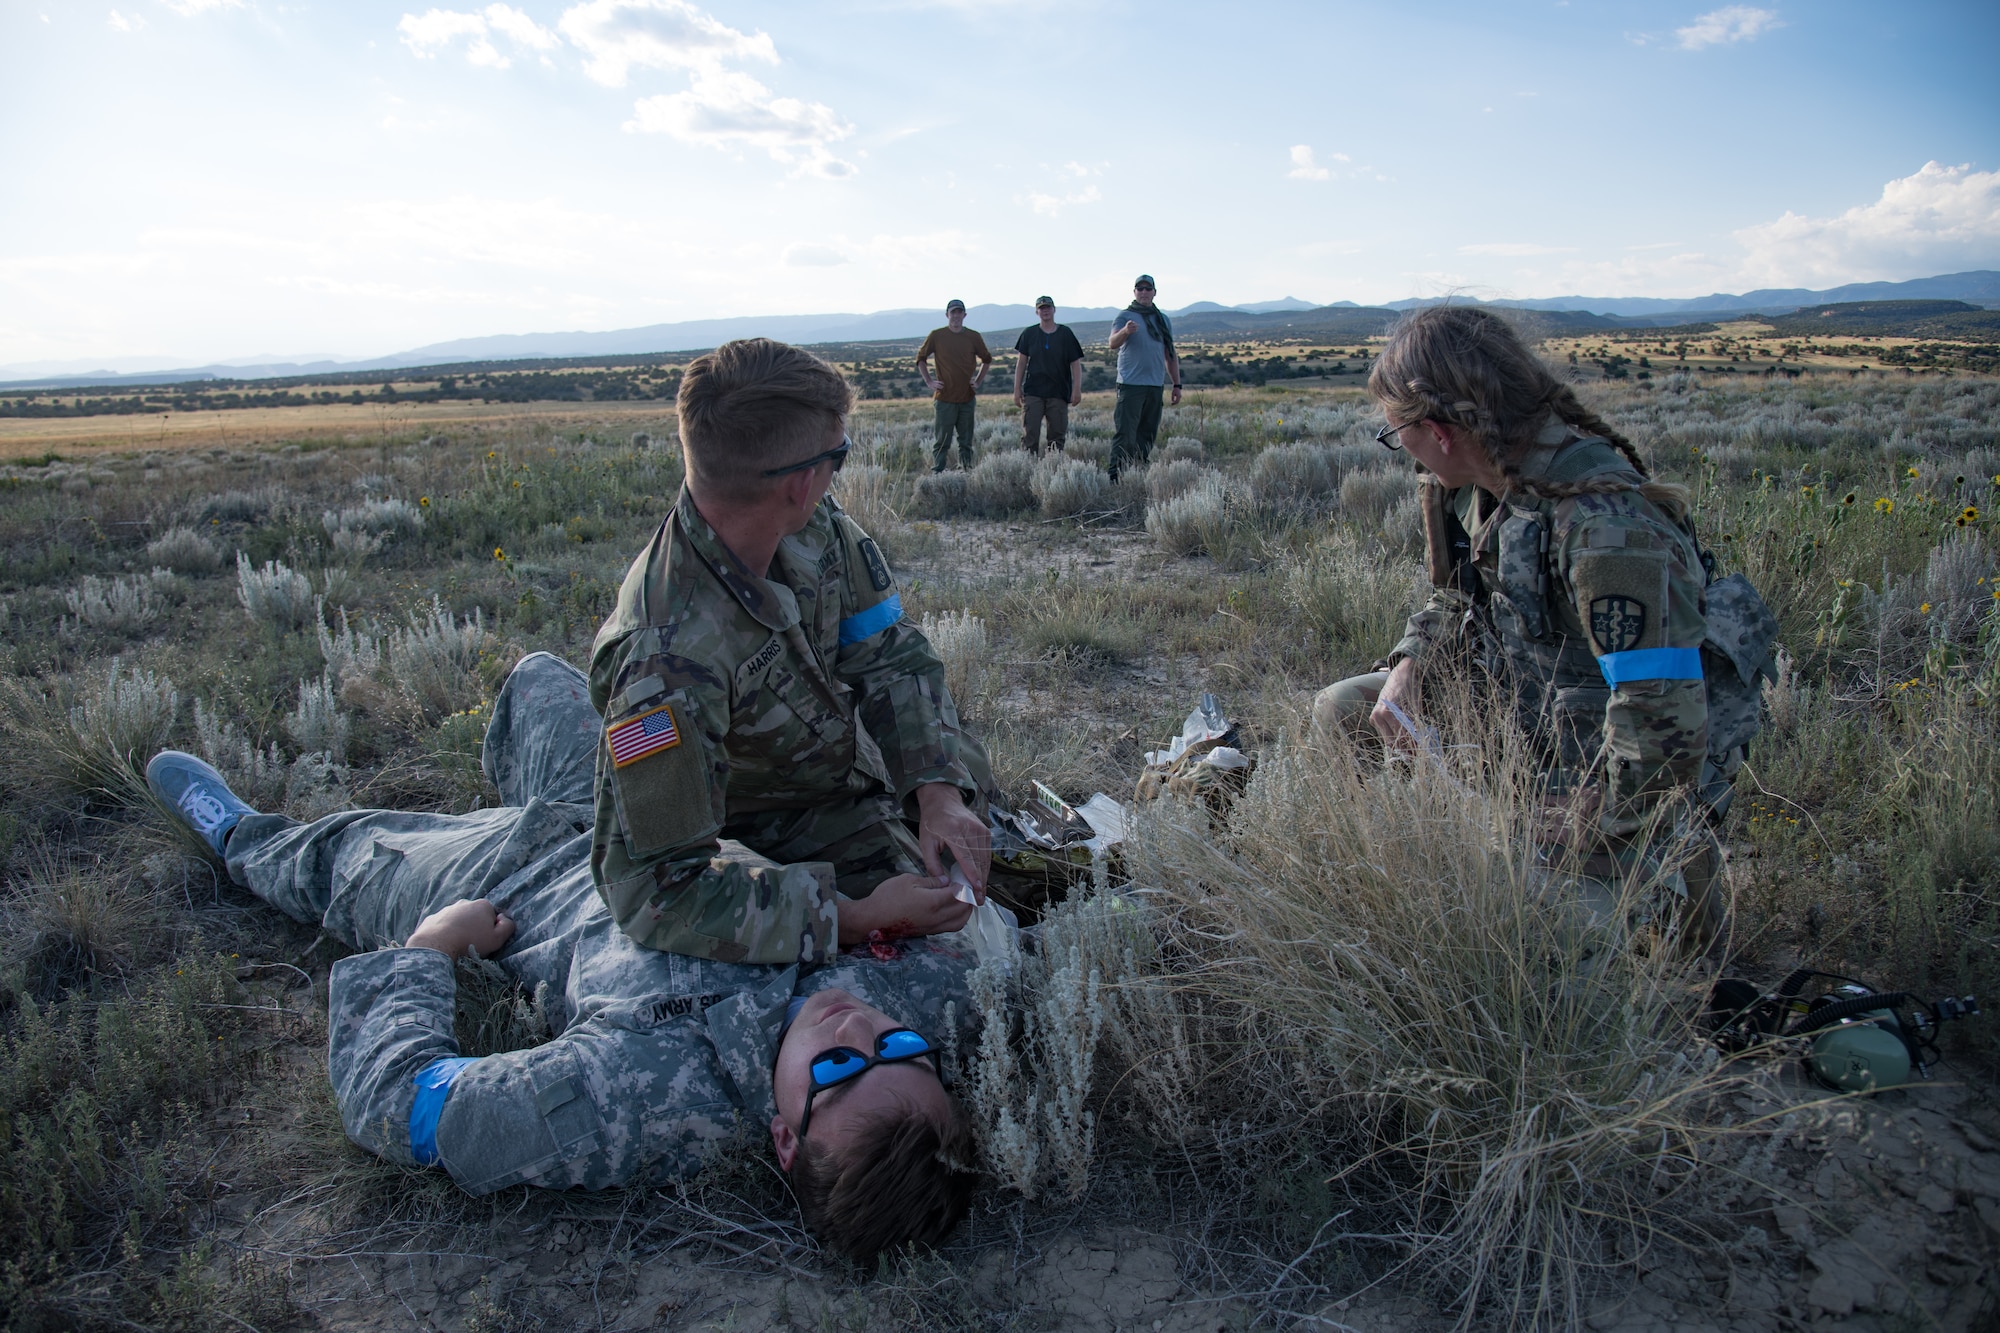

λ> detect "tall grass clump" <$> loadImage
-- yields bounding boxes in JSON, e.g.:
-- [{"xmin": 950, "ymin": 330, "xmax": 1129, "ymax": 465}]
[
  {"xmin": 1035, "ymin": 458, "xmax": 1109, "ymax": 520},
  {"xmin": 919, "ymin": 609, "xmax": 991, "ymax": 713},
  {"xmin": 285, "ymin": 670, "xmax": 351, "ymax": 762},
  {"xmin": 0, "ymin": 660, "xmax": 180, "ymax": 802},
  {"xmin": 1156, "ymin": 437, "xmax": 1205, "ymax": 466},
  {"xmin": 1145, "ymin": 473, "xmax": 1232, "ymax": 557},
  {"xmin": 235, "ymin": 552, "xmax": 315, "ymax": 631},
  {"xmin": 1248, "ymin": 440, "xmax": 1337, "ymax": 511},
  {"xmin": 143, "ymin": 524, "xmax": 224, "ymax": 574},
  {"xmin": 965, "ymin": 451, "xmax": 1036, "ymax": 517},
  {"xmin": 1284, "ymin": 532, "xmax": 1425, "ymax": 668},
  {"xmin": 970, "ymin": 703, "xmax": 1756, "ymax": 1326},
  {"xmin": 323, "ymin": 496, "xmax": 423, "ymax": 561},
  {"xmin": 383, "ymin": 596, "xmax": 491, "ymax": 724},
  {"xmin": 1339, "ymin": 467, "xmax": 1419, "ymax": 526},
  {"xmin": 909, "ymin": 470, "xmax": 970, "ymax": 519},
  {"xmin": 62, "ymin": 569, "xmax": 175, "ymax": 634},
  {"xmin": 1147, "ymin": 458, "xmax": 1207, "ymax": 504},
  {"xmin": 834, "ymin": 463, "xmax": 904, "ymax": 542}
]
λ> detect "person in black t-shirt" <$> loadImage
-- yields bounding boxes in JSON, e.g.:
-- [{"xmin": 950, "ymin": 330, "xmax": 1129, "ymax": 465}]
[{"xmin": 1010, "ymin": 296, "xmax": 1086, "ymax": 455}]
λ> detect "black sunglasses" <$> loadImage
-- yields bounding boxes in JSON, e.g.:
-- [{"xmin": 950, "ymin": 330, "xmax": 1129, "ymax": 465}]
[
  {"xmin": 798, "ymin": 1028, "xmax": 938, "ymax": 1139},
  {"xmin": 762, "ymin": 436, "xmax": 852, "ymax": 478},
  {"xmin": 1375, "ymin": 420, "xmax": 1423, "ymax": 452}
]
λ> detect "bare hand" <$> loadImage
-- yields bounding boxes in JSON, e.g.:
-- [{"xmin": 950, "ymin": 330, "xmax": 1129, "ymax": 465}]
[
  {"xmin": 1171, "ymin": 384, "xmax": 1184, "ymax": 402},
  {"xmin": 1013, "ymin": 391, "xmax": 1024, "ymax": 407},
  {"xmin": 1369, "ymin": 658, "xmax": 1425, "ymax": 750},
  {"xmin": 407, "ymin": 898, "xmax": 515, "ymax": 960},
  {"xmin": 838, "ymin": 873, "xmax": 971, "ymax": 947},
  {"xmin": 915, "ymin": 781, "xmax": 989, "ymax": 900},
  {"xmin": 1069, "ymin": 392, "xmax": 1082, "ymax": 407}
]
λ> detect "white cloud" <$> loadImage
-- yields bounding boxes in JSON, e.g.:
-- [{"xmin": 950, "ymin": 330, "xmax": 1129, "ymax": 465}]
[
  {"xmin": 485, "ymin": 5, "xmax": 560, "ymax": 51},
  {"xmin": 399, "ymin": 6, "xmax": 558, "ymax": 69},
  {"xmin": 1288, "ymin": 145, "xmax": 1345, "ymax": 181},
  {"xmin": 1459, "ymin": 242, "xmax": 1575, "ymax": 257},
  {"xmin": 1021, "ymin": 184, "xmax": 1101, "ymax": 218},
  {"xmin": 1675, "ymin": 6, "xmax": 1781, "ymax": 50},
  {"xmin": 558, "ymin": 0, "xmax": 775, "ymax": 87},
  {"xmin": 1733, "ymin": 160, "xmax": 2000, "ymax": 286},
  {"xmin": 625, "ymin": 70, "xmax": 855, "ymax": 177},
  {"xmin": 107, "ymin": 9, "xmax": 145, "ymax": 31},
  {"xmin": 783, "ymin": 243, "xmax": 848, "ymax": 267},
  {"xmin": 159, "ymin": 0, "xmax": 242, "ymax": 14}
]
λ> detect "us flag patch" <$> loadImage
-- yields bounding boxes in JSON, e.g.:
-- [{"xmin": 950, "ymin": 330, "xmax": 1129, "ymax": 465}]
[{"xmin": 608, "ymin": 704, "xmax": 681, "ymax": 768}]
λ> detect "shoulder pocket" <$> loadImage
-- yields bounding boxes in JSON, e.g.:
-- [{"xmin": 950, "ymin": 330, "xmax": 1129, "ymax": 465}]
[
  {"xmin": 607, "ymin": 691, "xmax": 720, "ymax": 859},
  {"xmin": 1570, "ymin": 547, "xmax": 1668, "ymax": 655},
  {"xmin": 438, "ymin": 1047, "xmax": 606, "ymax": 1194}
]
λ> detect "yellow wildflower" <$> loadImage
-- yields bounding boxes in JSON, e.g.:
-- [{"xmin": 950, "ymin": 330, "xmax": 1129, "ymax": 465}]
[
  {"xmin": 419, "ymin": 496, "xmax": 431, "ymax": 507},
  {"xmin": 1964, "ymin": 506, "xmax": 1979, "ymax": 522},
  {"xmin": 1907, "ymin": 466, "xmax": 1920, "ymax": 478},
  {"xmin": 493, "ymin": 547, "xmax": 506, "ymax": 560},
  {"xmin": 1874, "ymin": 498, "xmax": 1894, "ymax": 514}
]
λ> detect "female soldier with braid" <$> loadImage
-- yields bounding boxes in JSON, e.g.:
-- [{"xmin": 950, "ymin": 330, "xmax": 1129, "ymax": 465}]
[{"xmin": 1314, "ymin": 305, "xmax": 1774, "ymax": 948}]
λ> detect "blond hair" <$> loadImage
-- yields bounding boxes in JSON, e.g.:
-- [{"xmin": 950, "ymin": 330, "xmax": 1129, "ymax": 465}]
[
  {"xmin": 677, "ymin": 338, "xmax": 854, "ymax": 503},
  {"xmin": 1368, "ymin": 306, "xmax": 1687, "ymax": 516}
]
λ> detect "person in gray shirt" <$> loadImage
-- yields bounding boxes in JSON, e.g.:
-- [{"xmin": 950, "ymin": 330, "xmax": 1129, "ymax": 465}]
[
  {"xmin": 1106, "ymin": 274, "xmax": 1183, "ymax": 479},
  {"xmin": 144, "ymin": 650, "xmax": 981, "ymax": 1262}
]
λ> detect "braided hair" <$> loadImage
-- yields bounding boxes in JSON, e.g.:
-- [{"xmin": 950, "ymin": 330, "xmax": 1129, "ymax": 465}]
[{"xmin": 1368, "ymin": 306, "xmax": 1687, "ymax": 516}]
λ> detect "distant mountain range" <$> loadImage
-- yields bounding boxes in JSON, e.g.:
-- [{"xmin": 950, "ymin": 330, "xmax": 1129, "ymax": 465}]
[{"xmin": 6, "ymin": 274, "xmax": 1995, "ymax": 392}]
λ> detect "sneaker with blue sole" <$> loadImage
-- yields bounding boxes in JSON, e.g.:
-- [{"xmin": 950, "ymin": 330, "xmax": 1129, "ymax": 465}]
[{"xmin": 146, "ymin": 750, "xmax": 257, "ymax": 858}]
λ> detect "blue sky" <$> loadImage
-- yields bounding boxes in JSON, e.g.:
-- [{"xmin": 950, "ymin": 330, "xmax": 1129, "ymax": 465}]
[{"xmin": 2, "ymin": 0, "xmax": 1996, "ymax": 368}]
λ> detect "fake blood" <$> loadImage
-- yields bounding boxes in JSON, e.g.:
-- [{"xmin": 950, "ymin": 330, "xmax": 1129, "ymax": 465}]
[{"xmin": 861, "ymin": 921, "xmax": 919, "ymax": 960}]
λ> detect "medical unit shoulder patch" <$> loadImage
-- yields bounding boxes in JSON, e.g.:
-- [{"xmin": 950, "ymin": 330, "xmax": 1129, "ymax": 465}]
[{"xmin": 608, "ymin": 703, "xmax": 682, "ymax": 769}]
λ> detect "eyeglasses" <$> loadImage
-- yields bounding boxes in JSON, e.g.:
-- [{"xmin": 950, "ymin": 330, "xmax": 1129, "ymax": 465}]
[
  {"xmin": 761, "ymin": 436, "xmax": 852, "ymax": 478},
  {"xmin": 1375, "ymin": 420, "xmax": 1423, "ymax": 452},
  {"xmin": 798, "ymin": 1028, "xmax": 938, "ymax": 1139}
]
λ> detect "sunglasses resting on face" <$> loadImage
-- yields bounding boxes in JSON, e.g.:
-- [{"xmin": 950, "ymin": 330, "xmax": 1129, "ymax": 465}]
[
  {"xmin": 761, "ymin": 436, "xmax": 853, "ymax": 478},
  {"xmin": 797, "ymin": 1027, "xmax": 939, "ymax": 1139}
]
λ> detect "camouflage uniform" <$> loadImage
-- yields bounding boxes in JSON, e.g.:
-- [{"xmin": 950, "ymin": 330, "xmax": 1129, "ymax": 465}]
[
  {"xmin": 224, "ymin": 651, "xmax": 981, "ymax": 1193},
  {"xmin": 588, "ymin": 487, "xmax": 990, "ymax": 967},
  {"xmin": 1313, "ymin": 422, "xmax": 1776, "ymax": 941}
]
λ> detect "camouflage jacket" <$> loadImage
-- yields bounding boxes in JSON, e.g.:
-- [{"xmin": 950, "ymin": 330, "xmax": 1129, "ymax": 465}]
[
  {"xmin": 325, "ymin": 920, "xmax": 981, "ymax": 1194},
  {"xmin": 588, "ymin": 487, "xmax": 977, "ymax": 964},
  {"xmin": 1389, "ymin": 426, "xmax": 1721, "ymax": 838}
]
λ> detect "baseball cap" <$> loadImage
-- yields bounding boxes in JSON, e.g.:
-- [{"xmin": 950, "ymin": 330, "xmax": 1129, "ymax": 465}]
[
  {"xmin": 945, "ymin": 298, "xmax": 966, "ymax": 312},
  {"xmin": 1134, "ymin": 274, "xmax": 1155, "ymax": 288},
  {"xmin": 1034, "ymin": 295, "xmax": 1054, "ymax": 308}
]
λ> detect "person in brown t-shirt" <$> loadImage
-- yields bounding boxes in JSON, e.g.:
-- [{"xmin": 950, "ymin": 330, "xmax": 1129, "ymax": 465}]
[{"xmin": 915, "ymin": 299, "xmax": 992, "ymax": 472}]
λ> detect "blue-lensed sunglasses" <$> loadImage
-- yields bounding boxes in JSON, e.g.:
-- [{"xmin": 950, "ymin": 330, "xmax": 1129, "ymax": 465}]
[{"xmin": 798, "ymin": 1028, "xmax": 937, "ymax": 1139}]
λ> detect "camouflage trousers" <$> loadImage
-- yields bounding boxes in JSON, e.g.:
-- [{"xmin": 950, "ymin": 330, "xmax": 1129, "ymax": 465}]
[
  {"xmin": 226, "ymin": 651, "xmax": 926, "ymax": 967},
  {"xmin": 1309, "ymin": 668, "xmax": 1727, "ymax": 952}
]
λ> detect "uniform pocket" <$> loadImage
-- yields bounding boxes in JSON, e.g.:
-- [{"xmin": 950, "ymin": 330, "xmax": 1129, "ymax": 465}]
[
  {"xmin": 438, "ymin": 1046, "xmax": 607, "ymax": 1193},
  {"xmin": 608, "ymin": 691, "xmax": 719, "ymax": 859}
]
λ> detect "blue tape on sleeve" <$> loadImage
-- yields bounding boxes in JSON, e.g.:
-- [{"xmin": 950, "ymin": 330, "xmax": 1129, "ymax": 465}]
[
  {"xmin": 1596, "ymin": 647, "xmax": 1704, "ymax": 688},
  {"xmin": 838, "ymin": 594, "xmax": 903, "ymax": 645},
  {"xmin": 409, "ymin": 1056, "xmax": 479, "ymax": 1166}
]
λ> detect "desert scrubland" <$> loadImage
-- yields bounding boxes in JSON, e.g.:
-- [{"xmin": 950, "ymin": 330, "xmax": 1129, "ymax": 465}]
[{"xmin": 2, "ymin": 370, "xmax": 1996, "ymax": 1330}]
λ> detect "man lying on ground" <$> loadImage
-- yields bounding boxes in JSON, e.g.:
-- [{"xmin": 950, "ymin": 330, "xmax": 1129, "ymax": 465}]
[
  {"xmin": 147, "ymin": 651, "xmax": 981, "ymax": 1262},
  {"xmin": 590, "ymin": 336, "xmax": 995, "ymax": 966}
]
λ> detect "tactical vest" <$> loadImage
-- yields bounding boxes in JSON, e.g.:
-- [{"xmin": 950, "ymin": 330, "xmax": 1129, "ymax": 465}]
[{"xmin": 1423, "ymin": 436, "xmax": 1778, "ymax": 815}]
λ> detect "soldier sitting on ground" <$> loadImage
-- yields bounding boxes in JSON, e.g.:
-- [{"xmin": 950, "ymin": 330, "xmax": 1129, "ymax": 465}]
[
  {"xmin": 146, "ymin": 651, "xmax": 980, "ymax": 1262},
  {"xmin": 588, "ymin": 336, "xmax": 998, "ymax": 967},
  {"xmin": 1313, "ymin": 305, "xmax": 1776, "ymax": 949}
]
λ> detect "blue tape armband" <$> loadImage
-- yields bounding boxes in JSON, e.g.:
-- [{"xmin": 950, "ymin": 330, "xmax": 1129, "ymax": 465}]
[
  {"xmin": 409, "ymin": 1056, "xmax": 479, "ymax": 1166},
  {"xmin": 1596, "ymin": 647, "xmax": 1704, "ymax": 688},
  {"xmin": 839, "ymin": 594, "xmax": 903, "ymax": 645}
]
